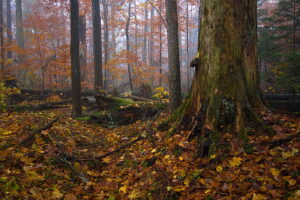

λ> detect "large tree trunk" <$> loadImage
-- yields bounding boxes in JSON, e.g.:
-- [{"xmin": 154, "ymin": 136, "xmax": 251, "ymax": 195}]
[
  {"xmin": 165, "ymin": 0, "xmax": 182, "ymax": 110},
  {"xmin": 92, "ymin": 0, "xmax": 103, "ymax": 91},
  {"xmin": 70, "ymin": 0, "xmax": 82, "ymax": 117},
  {"xmin": 178, "ymin": 0, "xmax": 263, "ymax": 157},
  {"xmin": 244, "ymin": 0, "xmax": 262, "ymax": 107}
]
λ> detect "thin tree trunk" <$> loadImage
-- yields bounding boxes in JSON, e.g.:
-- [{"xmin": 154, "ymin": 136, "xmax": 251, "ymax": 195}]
[
  {"xmin": 70, "ymin": 0, "xmax": 82, "ymax": 117},
  {"xmin": 92, "ymin": 0, "xmax": 103, "ymax": 91},
  {"xmin": 6, "ymin": 0, "xmax": 12, "ymax": 60},
  {"xmin": 103, "ymin": 0, "xmax": 109, "ymax": 90},
  {"xmin": 126, "ymin": 0, "xmax": 133, "ymax": 92},
  {"xmin": 149, "ymin": 6, "xmax": 154, "ymax": 66},
  {"xmin": 165, "ymin": 0, "xmax": 182, "ymax": 110},
  {"xmin": 159, "ymin": 3, "xmax": 163, "ymax": 86},
  {"xmin": 186, "ymin": 0, "xmax": 190, "ymax": 91},
  {"xmin": 0, "ymin": 0, "xmax": 4, "ymax": 76},
  {"xmin": 16, "ymin": 0, "xmax": 25, "ymax": 61},
  {"xmin": 293, "ymin": 0, "xmax": 296, "ymax": 52},
  {"xmin": 142, "ymin": 0, "xmax": 148, "ymax": 64}
]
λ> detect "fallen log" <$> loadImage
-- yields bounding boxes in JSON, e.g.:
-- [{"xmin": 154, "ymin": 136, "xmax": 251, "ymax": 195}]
[
  {"xmin": 263, "ymin": 94, "xmax": 300, "ymax": 101},
  {"xmin": 266, "ymin": 100, "xmax": 300, "ymax": 112},
  {"xmin": 82, "ymin": 96, "xmax": 97, "ymax": 106},
  {"xmin": 123, "ymin": 95, "xmax": 154, "ymax": 102},
  {"xmin": 9, "ymin": 100, "xmax": 71, "ymax": 111}
]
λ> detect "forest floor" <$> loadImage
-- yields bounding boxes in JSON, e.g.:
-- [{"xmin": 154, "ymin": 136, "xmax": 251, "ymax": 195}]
[{"xmin": 0, "ymin": 100, "xmax": 299, "ymax": 200}]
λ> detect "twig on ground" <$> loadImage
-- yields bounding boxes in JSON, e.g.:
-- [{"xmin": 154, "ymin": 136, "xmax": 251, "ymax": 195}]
[
  {"xmin": 20, "ymin": 117, "xmax": 59, "ymax": 146},
  {"xmin": 77, "ymin": 111, "xmax": 162, "ymax": 161}
]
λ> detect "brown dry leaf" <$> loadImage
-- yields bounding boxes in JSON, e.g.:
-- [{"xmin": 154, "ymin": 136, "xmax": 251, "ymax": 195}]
[{"xmin": 64, "ymin": 193, "xmax": 77, "ymax": 200}]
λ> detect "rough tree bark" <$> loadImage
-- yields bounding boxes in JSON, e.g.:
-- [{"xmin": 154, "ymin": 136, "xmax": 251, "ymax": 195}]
[
  {"xmin": 6, "ymin": 0, "xmax": 12, "ymax": 60},
  {"xmin": 244, "ymin": 0, "xmax": 263, "ymax": 107},
  {"xmin": 149, "ymin": 6, "xmax": 154, "ymax": 66},
  {"xmin": 103, "ymin": 0, "xmax": 109, "ymax": 90},
  {"xmin": 186, "ymin": 0, "xmax": 190, "ymax": 90},
  {"xmin": 92, "ymin": 0, "xmax": 103, "ymax": 91},
  {"xmin": 70, "ymin": 0, "xmax": 82, "ymax": 117},
  {"xmin": 142, "ymin": 0, "xmax": 148, "ymax": 64},
  {"xmin": 125, "ymin": 0, "xmax": 133, "ymax": 92},
  {"xmin": 0, "ymin": 0, "xmax": 4, "ymax": 75},
  {"xmin": 177, "ymin": 0, "xmax": 264, "ymax": 157},
  {"xmin": 79, "ymin": 15, "xmax": 87, "ymax": 81},
  {"xmin": 16, "ymin": 0, "xmax": 24, "ymax": 61},
  {"xmin": 165, "ymin": 0, "xmax": 182, "ymax": 110},
  {"xmin": 16, "ymin": 0, "xmax": 25, "ymax": 84},
  {"xmin": 159, "ymin": 2, "xmax": 163, "ymax": 86}
]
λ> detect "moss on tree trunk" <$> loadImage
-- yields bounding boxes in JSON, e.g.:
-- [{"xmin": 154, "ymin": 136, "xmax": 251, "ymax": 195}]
[{"xmin": 177, "ymin": 0, "xmax": 265, "ymax": 158}]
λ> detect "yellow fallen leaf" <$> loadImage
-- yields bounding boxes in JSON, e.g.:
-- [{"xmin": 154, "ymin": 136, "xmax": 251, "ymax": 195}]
[
  {"xmin": 199, "ymin": 179, "xmax": 206, "ymax": 185},
  {"xmin": 173, "ymin": 185, "xmax": 186, "ymax": 192},
  {"xmin": 184, "ymin": 179, "xmax": 190, "ymax": 186},
  {"xmin": 2, "ymin": 131, "xmax": 12, "ymax": 135},
  {"xmin": 25, "ymin": 171, "xmax": 45, "ymax": 181},
  {"xmin": 216, "ymin": 165, "xmax": 223, "ymax": 172},
  {"xmin": 282, "ymin": 148, "xmax": 299, "ymax": 159},
  {"xmin": 128, "ymin": 190, "xmax": 140, "ymax": 199},
  {"xmin": 288, "ymin": 179, "xmax": 296, "ymax": 186},
  {"xmin": 52, "ymin": 188, "xmax": 63, "ymax": 199},
  {"xmin": 119, "ymin": 185, "xmax": 127, "ymax": 194},
  {"xmin": 270, "ymin": 168, "xmax": 280, "ymax": 176},
  {"xmin": 103, "ymin": 157, "xmax": 111, "ymax": 163},
  {"xmin": 205, "ymin": 189, "xmax": 211, "ymax": 194},
  {"xmin": 151, "ymin": 149, "xmax": 157, "ymax": 153},
  {"xmin": 229, "ymin": 157, "xmax": 243, "ymax": 167},
  {"xmin": 164, "ymin": 155, "xmax": 171, "ymax": 160},
  {"xmin": 210, "ymin": 154, "xmax": 216, "ymax": 159},
  {"xmin": 282, "ymin": 151, "xmax": 295, "ymax": 159},
  {"xmin": 252, "ymin": 193, "xmax": 265, "ymax": 200},
  {"xmin": 106, "ymin": 178, "xmax": 113, "ymax": 182},
  {"xmin": 179, "ymin": 156, "xmax": 184, "ymax": 161},
  {"xmin": 166, "ymin": 186, "xmax": 172, "ymax": 191}
]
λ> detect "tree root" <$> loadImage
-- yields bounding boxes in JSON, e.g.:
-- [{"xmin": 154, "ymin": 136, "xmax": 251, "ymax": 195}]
[
  {"xmin": 246, "ymin": 108, "xmax": 276, "ymax": 135},
  {"xmin": 258, "ymin": 134, "xmax": 300, "ymax": 149}
]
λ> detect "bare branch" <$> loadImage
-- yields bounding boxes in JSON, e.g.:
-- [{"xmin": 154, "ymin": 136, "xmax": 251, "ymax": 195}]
[{"xmin": 146, "ymin": 0, "xmax": 167, "ymax": 28}]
